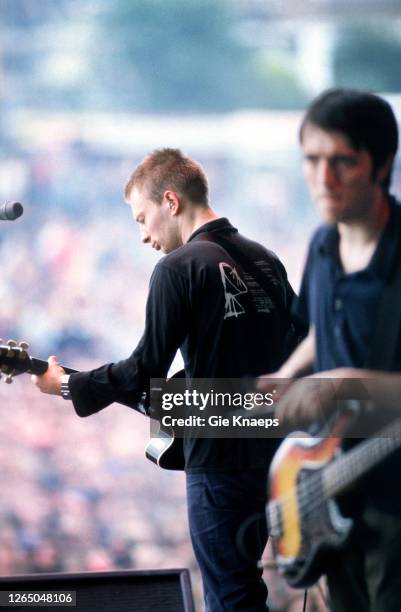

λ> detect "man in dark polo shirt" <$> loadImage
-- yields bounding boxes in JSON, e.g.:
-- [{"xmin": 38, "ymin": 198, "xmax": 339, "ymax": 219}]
[
  {"xmin": 32, "ymin": 148, "xmax": 299, "ymax": 611},
  {"xmin": 260, "ymin": 89, "xmax": 401, "ymax": 611}
]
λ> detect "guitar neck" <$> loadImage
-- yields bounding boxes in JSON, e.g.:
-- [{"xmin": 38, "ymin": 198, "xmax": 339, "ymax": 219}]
[
  {"xmin": 323, "ymin": 416, "xmax": 401, "ymax": 497},
  {"xmin": 29, "ymin": 357, "xmax": 78, "ymax": 376}
]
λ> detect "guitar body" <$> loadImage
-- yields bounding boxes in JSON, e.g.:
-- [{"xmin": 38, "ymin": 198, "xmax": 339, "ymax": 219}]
[
  {"xmin": 145, "ymin": 369, "xmax": 186, "ymax": 470},
  {"xmin": 267, "ymin": 425, "xmax": 353, "ymax": 588},
  {"xmin": 145, "ymin": 430, "xmax": 184, "ymax": 470}
]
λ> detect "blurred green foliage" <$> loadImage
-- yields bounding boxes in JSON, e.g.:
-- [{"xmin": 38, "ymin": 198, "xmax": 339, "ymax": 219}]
[
  {"xmin": 3, "ymin": 1, "xmax": 401, "ymax": 114},
  {"xmin": 333, "ymin": 23, "xmax": 401, "ymax": 92},
  {"xmin": 255, "ymin": 53, "xmax": 308, "ymax": 110},
  {"xmin": 92, "ymin": 0, "xmax": 307, "ymax": 112}
]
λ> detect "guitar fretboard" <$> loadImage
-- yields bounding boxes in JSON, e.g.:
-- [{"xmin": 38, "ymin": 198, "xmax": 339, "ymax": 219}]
[
  {"xmin": 29, "ymin": 357, "xmax": 77, "ymax": 376},
  {"xmin": 323, "ymin": 416, "xmax": 401, "ymax": 497}
]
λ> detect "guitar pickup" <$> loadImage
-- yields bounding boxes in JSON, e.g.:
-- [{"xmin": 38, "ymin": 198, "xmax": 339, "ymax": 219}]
[{"xmin": 267, "ymin": 500, "xmax": 283, "ymax": 539}]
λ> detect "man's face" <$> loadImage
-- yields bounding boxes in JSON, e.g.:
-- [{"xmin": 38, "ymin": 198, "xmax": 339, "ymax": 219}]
[
  {"xmin": 301, "ymin": 123, "xmax": 381, "ymax": 224},
  {"xmin": 128, "ymin": 186, "xmax": 181, "ymax": 254}
]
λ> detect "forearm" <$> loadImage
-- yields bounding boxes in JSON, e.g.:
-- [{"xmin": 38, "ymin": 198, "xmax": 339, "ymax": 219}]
[
  {"xmin": 312, "ymin": 367, "xmax": 401, "ymax": 414},
  {"xmin": 277, "ymin": 327, "xmax": 315, "ymax": 378},
  {"xmin": 32, "ymin": 355, "xmax": 148, "ymax": 418},
  {"xmin": 69, "ymin": 358, "xmax": 147, "ymax": 417}
]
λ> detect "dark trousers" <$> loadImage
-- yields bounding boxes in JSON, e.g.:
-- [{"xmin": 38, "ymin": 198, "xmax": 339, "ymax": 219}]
[
  {"xmin": 327, "ymin": 503, "xmax": 401, "ymax": 612},
  {"xmin": 186, "ymin": 470, "xmax": 269, "ymax": 612}
]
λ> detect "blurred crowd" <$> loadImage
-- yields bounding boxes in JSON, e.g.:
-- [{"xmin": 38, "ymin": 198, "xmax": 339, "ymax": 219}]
[
  {"xmin": 0, "ymin": 381, "xmax": 192, "ymax": 576},
  {"xmin": 0, "ymin": 382, "xmax": 327, "ymax": 611},
  {"xmin": 0, "ymin": 133, "xmax": 338, "ymax": 611},
  {"xmin": 0, "ymin": 134, "xmax": 315, "ymax": 361}
]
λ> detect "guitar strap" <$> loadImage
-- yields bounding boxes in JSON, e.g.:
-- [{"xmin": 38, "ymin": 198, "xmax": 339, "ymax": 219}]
[
  {"xmin": 199, "ymin": 231, "xmax": 303, "ymax": 360},
  {"xmin": 199, "ymin": 232, "xmax": 290, "ymax": 320},
  {"xmin": 365, "ymin": 236, "xmax": 401, "ymax": 370}
]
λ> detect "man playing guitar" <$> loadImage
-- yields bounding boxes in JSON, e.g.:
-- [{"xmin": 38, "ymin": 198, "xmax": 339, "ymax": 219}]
[
  {"xmin": 31, "ymin": 148, "xmax": 298, "ymax": 611},
  {"xmin": 260, "ymin": 89, "xmax": 401, "ymax": 611}
]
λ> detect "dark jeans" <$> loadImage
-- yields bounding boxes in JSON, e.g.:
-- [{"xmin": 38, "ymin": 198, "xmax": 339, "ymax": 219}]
[
  {"xmin": 186, "ymin": 470, "xmax": 269, "ymax": 612},
  {"xmin": 327, "ymin": 503, "xmax": 401, "ymax": 612}
]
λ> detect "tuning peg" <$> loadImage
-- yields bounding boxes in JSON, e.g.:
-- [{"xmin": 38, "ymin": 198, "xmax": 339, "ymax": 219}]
[
  {"xmin": 6, "ymin": 339, "xmax": 17, "ymax": 353},
  {"xmin": 19, "ymin": 341, "xmax": 29, "ymax": 357}
]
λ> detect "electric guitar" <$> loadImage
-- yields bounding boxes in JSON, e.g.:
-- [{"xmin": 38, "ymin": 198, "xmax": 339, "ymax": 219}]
[
  {"xmin": 266, "ymin": 411, "xmax": 401, "ymax": 588},
  {"xmin": 0, "ymin": 340, "xmax": 185, "ymax": 470}
]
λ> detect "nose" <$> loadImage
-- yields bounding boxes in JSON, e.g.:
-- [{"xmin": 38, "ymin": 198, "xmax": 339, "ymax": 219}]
[
  {"xmin": 319, "ymin": 159, "xmax": 338, "ymax": 189},
  {"xmin": 140, "ymin": 227, "xmax": 150, "ymax": 244}
]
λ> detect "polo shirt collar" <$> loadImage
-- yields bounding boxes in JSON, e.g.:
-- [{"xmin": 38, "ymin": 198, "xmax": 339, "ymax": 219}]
[
  {"xmin": 316, "ymin": 224, "xmax": 339, "ymax": 259},
  {"xmin": 366, "ymin": 196, "xmax": 400, "ymax": 281},
  {"xmin": 316, "ymin": 196, "xmax": 401, "ymax": 281},
  {"xmin": 188, "ymin": 218, "xmax": 238, "ymax": 242}
]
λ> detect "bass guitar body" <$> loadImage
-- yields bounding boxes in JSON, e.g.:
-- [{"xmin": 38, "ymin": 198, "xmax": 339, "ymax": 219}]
[{"xmin": 267, "ymin": 423, "xmax": 352, "ymax": 588}]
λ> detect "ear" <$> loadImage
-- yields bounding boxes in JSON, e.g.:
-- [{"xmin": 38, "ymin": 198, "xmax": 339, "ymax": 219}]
[
  {"xmin": 163, "ymin": 190, "xmax": 180, "ymax": 216},
  {"xmin": 376, "ymin": 155, "xmax": 394, "ymax": 186}
]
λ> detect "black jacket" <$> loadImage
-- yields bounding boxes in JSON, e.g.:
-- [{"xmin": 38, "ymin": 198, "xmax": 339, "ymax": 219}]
[{"xmin": 69, "ymin": 218, "xmax": 299, "ymax": 471}]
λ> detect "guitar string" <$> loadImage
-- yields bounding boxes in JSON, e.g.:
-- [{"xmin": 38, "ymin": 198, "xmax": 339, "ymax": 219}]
[
  {"xmin": 268, "ymin": 436, "xmax": 399, "ymax": 535},
  {"xmin": 268, "ymin": 453, "xmax": 399, "ymax": 538},
  {"xmin": 277, "ymin": 416, "xmax": 401, "ymax": 514},
  {"xmin": 268, "ymin": 464, "xmax": 348, "ymax": 537},
  {"xmin": 267, "ymin": 425, "xmax": 401, "ymax": 535}
]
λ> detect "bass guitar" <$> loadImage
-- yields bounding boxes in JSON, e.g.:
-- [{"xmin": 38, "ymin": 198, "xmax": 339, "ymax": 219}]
[
  {"xmin": 266, "ymin": 411, "xmax": 401, "ymax": 588},
  {"xmin": 0, "ymin": 340, "xmax": 184, "ymax": 470}
]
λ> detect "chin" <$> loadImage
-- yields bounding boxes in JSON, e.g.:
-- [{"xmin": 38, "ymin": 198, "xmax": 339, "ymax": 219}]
[
  {"xmin": 317, "ymin": 201, "xmax": 344, "ymax": 224},
  {"xmin": 320, "ymin": 211, "xmax": 339, "ymax": 224}
]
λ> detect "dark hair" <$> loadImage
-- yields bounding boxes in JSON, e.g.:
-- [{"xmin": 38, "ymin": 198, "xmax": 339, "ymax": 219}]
[
  {"xmin": 124, "ymin": 148, "xmax": 209, "ymax": 205},
  {"xmin": 300, "ymin": 88, "xmax": 399, "ymax": 191}
]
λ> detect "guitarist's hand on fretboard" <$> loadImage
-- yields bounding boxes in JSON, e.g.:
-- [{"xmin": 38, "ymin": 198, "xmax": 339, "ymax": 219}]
[{"xmin": 31, "ymin": 355, "xmax": 66, "ymax": 396}]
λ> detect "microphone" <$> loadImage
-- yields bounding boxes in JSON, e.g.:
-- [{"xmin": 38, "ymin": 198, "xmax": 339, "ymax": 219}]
[{"xmin": 0, "ymin": 201, "xmax": 24, "ymax": 221}]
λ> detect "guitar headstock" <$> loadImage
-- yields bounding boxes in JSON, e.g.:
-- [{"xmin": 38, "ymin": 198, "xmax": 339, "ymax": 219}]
[{"xmin": 0, "ymin": 339, "xmax": 32, "ymax": 383}]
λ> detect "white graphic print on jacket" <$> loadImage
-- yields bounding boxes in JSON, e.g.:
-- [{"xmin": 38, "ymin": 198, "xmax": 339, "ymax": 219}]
[
  {"xmin": 219, "ymin": 260, "xmax": 275, "ymax": 319},
  {"xmin": 219, "ymin": 262, "xmax": 248, "ymax": 319}
]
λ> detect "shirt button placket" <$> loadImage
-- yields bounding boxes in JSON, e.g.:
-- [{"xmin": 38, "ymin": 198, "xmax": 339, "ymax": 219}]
[{"xmin": 334, "ymin": 298, "xmax": 343, "ymax": 311}]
